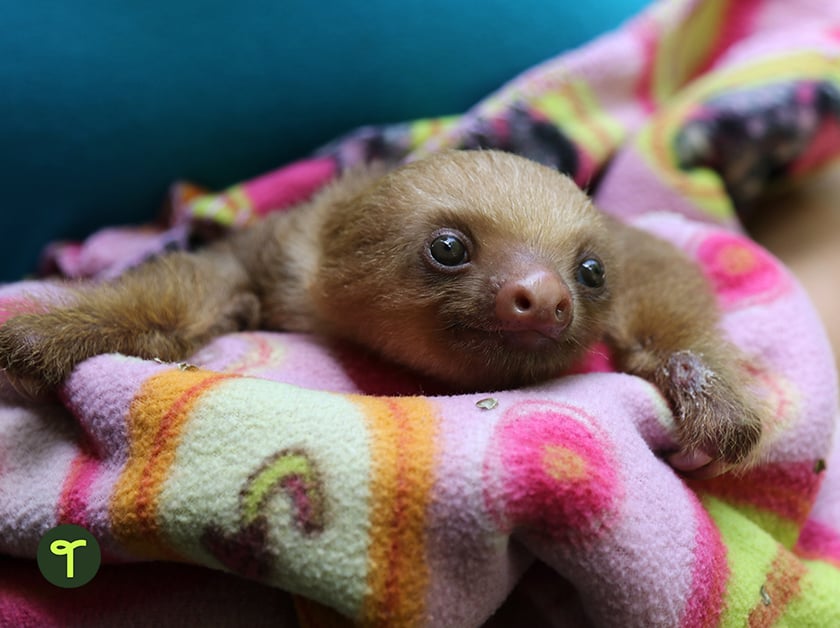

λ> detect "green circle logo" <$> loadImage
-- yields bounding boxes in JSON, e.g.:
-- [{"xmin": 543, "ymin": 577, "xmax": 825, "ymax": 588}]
[{"xmin": 37, "ymin": 524, "xmax": 101, "ymax": 588}]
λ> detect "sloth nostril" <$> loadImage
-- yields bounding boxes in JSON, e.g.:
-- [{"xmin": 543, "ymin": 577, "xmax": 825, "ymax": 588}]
[{"xmin": 514, "ymin": 294, "xmax": 532, "ymax": 312}]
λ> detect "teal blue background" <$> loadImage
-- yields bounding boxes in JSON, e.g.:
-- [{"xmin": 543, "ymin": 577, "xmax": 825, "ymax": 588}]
[{"xmin": 0, "ymin": 0, "xmax": 649, "ymax": 281}]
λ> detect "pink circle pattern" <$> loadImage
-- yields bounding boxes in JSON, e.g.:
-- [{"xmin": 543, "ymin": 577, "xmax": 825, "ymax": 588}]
[
  {"xmin": 694, "ymin": 231, "xmax": 791, "ymax": 310},
  {"xmin": 484, "ymin": 400, "xmax": 622, "ymax": 543}
]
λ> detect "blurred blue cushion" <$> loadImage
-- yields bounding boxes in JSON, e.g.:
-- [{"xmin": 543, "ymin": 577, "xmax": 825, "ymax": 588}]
[{"xmin": 0, "ymin": 0, "xmax": 649, "ymax": 280}]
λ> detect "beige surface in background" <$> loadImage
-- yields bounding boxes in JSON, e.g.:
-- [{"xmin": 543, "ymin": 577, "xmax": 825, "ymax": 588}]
[{"xmin": 750, "ymin": 162, "xmax": 840, "ymax": 374}]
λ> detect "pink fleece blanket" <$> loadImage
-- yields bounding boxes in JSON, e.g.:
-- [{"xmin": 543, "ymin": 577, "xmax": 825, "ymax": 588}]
[{"xmin": 3, "ymin": 0, "xmax": 840, "ymax": 625}]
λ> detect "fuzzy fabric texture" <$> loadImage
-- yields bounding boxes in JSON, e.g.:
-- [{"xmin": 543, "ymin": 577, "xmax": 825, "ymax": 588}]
[{"xmin": 3, "ymin": 0, "xmax": 840, "ymax": 625}]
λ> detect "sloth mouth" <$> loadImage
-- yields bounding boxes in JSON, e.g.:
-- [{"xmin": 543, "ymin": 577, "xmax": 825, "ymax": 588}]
[
  {"xmin": 453, "ymin": 325, "xmax": 562, "ymax": 352},
  {"xmin": 436, "ymin": 322, "xmax": 575, "ymax": 390},
  {"xmin": 498, "ymin": 328, "xmax": 560, "ymax": 351}
]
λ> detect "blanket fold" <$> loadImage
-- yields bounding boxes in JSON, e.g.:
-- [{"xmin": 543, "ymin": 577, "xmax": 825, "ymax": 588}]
[{"xmin": 3, "ymin": 0, "xmax": 840, "ymax": 626}]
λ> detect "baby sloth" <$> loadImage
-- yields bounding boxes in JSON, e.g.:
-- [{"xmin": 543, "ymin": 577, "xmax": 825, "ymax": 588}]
[{"xmin": 0, "ymin": 150, "xmax": 763, "ymax": 476}]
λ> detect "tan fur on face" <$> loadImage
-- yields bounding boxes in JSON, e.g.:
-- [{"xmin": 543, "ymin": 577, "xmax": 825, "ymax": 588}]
[{"xmin": 308, "ymin": 151, "xmax": 616, "ymax": 390}]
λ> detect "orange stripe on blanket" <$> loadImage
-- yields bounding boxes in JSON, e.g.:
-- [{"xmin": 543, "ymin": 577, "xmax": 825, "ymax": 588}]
[
  {"xmin": 355, "ymin": 396, "xmax": 439, "ymax": 627},
  {"xmin": 110, "ymin": 368, "xmax": 236, "ymax": 559},
  {"xmin": 748, "ymin": 546, "xmax": 807, "ymax": 627}
]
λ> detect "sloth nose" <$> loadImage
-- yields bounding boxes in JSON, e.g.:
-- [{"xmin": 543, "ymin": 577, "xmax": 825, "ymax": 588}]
[{"xmin": 495, "ymin": 268, "xmax": 572, "ymax": 336}]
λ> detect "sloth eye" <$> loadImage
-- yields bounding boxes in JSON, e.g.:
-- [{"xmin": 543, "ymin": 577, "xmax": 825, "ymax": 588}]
[
  {"xmin": 577, "ymin": 257, "xmax": 605, "ymax": 288},
  {"xmin": 429, "ymin": 233, "xmax": 470, "ymax": 267}
]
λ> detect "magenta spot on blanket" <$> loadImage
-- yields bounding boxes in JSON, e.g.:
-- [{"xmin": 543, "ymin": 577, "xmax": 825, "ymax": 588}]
[
  {"xmin": 563, "ymin": 341, "xmax": 616, "ymax": 375},
  {"xmin": 681, "ymin": 493, "xmax": 728, "ymax": 628},
  {"xmin": 484, "ymin": 400, "xmax": 622, "ymax": 543},
  {"xmin": 694, "ymin": 232, "xmax": 789, "ymax": 310},
  {"xmin": 792, "ymin": 114, "xmax": 840, "ymax": 175},
  {"xmin": 246, "ymin": 156, "xmax": 337, "ymax": 216},
  {"xmin": 694, "ymin": 0, "xmax": 763, "ymax": 78},
  {"xmin": 330, "ymin": 340, "xmax": 455, "ymax": 396},
  {"xmin": 795, "ymin": 518, "xmax": 840, "ymax": 567}
]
